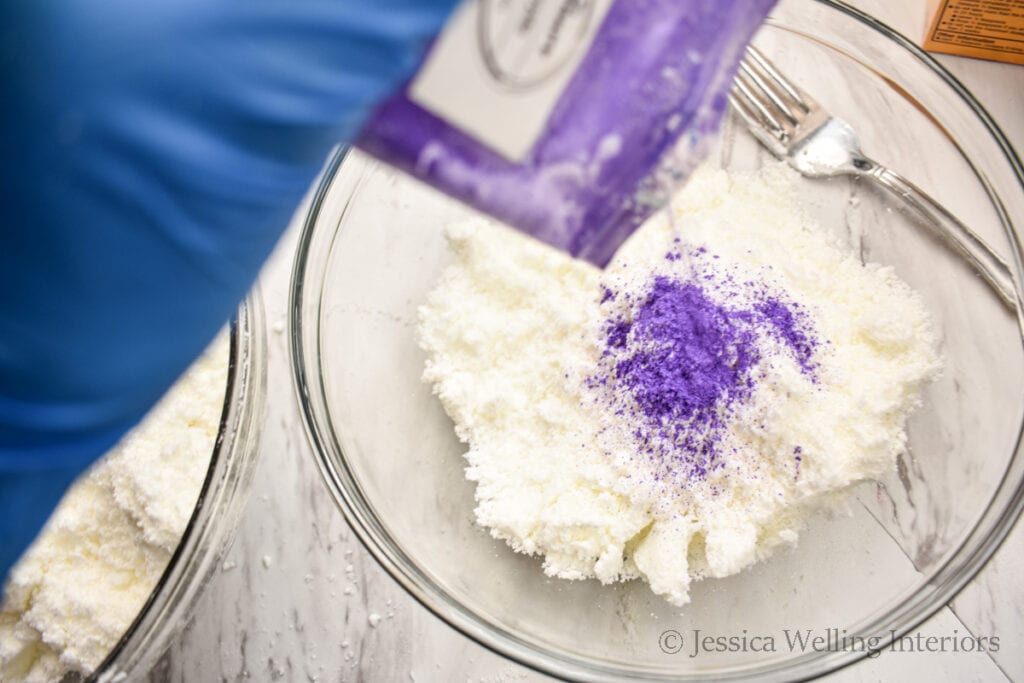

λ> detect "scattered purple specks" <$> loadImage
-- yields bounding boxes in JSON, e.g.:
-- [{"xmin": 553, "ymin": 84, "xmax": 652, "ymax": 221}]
[
  {"xmin": 757, "ymin": 298, "xmax": 818, "ymax": 375},
  {"xmin": 588, "ymin": 246, "xmax": 820, "ymax": 491}
]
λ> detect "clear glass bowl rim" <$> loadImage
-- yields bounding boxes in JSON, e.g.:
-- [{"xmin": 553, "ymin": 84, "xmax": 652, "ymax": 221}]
[
  {"xmin": 90, "ymin": 291, "xmax": 267, "ymax": 683},
  {"xmin": 289, "ymin": 2, "xmax": 1024, "ymax": 680}
]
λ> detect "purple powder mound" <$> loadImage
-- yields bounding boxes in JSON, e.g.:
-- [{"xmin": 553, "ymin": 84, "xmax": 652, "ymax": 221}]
[
  {"xmin": 591, "ymin": 257, "xmax": 819, "ymax": 487},
  {"xmin": 615, "ymin": 276, "xmax": 759, "ymax": 425}
]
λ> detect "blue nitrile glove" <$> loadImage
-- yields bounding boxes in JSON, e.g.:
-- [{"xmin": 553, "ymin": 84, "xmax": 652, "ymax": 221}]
[{"xmin": 0, "ymin": 0, "xmax": 458, "ymax": 577}]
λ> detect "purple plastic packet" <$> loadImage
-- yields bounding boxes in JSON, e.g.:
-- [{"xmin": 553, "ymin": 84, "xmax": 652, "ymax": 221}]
[{"xmin": 357, "ymin": 0, "xmax": 775, "ymax": 267}]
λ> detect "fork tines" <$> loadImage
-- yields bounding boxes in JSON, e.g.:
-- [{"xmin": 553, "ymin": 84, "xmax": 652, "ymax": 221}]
[{"xmin": 729, "ymin": 47, "xmax": 822, "ymax": 155}]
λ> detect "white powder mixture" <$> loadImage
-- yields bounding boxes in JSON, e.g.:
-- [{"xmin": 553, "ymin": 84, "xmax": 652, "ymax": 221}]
[
  {"xmin": 0, "ymin": 334, "xmax": 228, "ymax": 682},
  {"xmin": 418, "ymin": 163, "xmax": 940, "ymax": 606}
]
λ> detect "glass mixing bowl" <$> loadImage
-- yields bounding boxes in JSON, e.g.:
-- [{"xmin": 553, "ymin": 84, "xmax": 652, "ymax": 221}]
[
  {"xmin": 88, "ymin": 293, "xmax": 266, "ymax": 683},
  {"xmin": 290, "ymin": 1, "xmax": 1024, "ymax": 680}
]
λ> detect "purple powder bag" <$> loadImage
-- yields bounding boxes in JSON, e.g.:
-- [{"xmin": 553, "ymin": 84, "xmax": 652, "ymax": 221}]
[{"xmin": 357, "ymin": 0, "xmax": 775, "ymax": 267}]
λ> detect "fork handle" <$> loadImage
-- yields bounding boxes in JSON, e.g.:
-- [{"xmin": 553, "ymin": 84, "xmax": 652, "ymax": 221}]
[{"xmin": 857, "ymin": 161, "xmax": 1017, "ymax": 309}]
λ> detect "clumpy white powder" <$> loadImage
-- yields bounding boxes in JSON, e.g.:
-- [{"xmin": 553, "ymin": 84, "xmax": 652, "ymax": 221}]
[
  {"xmin": 0, "ymin": 333, "xmax": 228, "ymax": 682},
  {"xmin": 418, "ymin": 163, "xmax": 940, "ymax": 607}
]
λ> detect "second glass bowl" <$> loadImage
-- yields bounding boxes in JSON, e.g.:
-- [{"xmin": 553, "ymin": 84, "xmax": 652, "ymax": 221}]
[{"xmin": 92, "ymin": 293, "xmax": 266, "ymax": 683}]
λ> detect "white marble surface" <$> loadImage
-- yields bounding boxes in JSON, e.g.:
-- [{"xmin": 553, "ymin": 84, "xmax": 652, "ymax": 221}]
[{"xmin": 148, "ymin": 1, "xmax": 1024, "ymax": 681}]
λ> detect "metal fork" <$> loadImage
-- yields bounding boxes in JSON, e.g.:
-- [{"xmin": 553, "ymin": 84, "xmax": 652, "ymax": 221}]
[{"xmin": 729, "ymin": 46, "xmax": 1016, "ymax": 309}]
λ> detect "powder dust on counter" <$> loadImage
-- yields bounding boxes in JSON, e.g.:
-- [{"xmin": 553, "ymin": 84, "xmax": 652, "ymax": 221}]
[
  {"xmin": 0, "ymin": 333, "xmax": 229, "ymax": 682},
  {"xmin": 417, "ymin": 162, "xmax": 940, "ymax": 607}
]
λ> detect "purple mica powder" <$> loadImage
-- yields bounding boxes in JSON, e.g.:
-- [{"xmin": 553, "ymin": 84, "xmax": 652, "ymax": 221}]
[
  {"xmin": 591, "ymin": 248, "xmax": 820, "ymax": 487},
  {"xmin": 757, "ymin": 298, "xmax": 818, "ymax": 374},
  {"xmin": 613, "ymin": 276, "xmax": 759, "ymax": 425}
]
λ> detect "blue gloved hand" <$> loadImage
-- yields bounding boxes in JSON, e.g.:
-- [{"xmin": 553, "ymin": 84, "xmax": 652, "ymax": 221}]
[{"xmin": 0, "ymin": 0, "xmax": 458, "ymax": 577}]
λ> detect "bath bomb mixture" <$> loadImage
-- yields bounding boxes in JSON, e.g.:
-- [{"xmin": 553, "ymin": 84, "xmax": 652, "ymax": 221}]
[
  {"xmin": 0, "ymin": 334, "xmax": 229, "ymax": 682},
  {"xmin": 418, "ymin": 163, "xmax": 940, "ymax": 606}
]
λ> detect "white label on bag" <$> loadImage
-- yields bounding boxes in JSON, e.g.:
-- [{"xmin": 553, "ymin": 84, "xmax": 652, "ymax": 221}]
[{"xmin": 409, "ymin": 0, "xmax": 616, "ymax": 162}]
